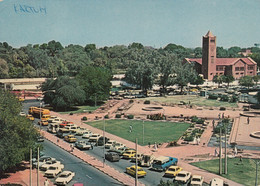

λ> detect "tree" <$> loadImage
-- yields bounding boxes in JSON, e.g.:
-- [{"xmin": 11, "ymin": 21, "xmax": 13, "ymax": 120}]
[
  {"xmin": 253, "ymin": 75, "xmax": 260, "ymax": 86},
  {"xmin": 76, "ymin": 66, "xmax": 112, "ymax": 105},
  {"xmin": 254, "ymin": 91, "xmax": 260, "ymax": 104},
  {"xmin": 0, "ymin": 90, "xmax": 39, "ymax": 172},
  {"xmin": 239, "ymin": 76, "xmax": 254, "ymax": 89},
  {"xmin": 190, "ymin": 74, "xmax": 205, "ymax": 87},
  {"xmin": 173, "ymin": 61, "xmax": 197, "ymax": 93},
  {"xmin": 0, "ymin": 58, "xmax": 9, "ymax": 78},
  {"xmin": 223, "ymin": 75, "xmax": 235, "ymax": 87},
  {"xmin": 213, "ymin": 75, "xmax": 224, "ymax": 87},
  {"xmin": 47, "ymin": 40, "xmax": 63, "ymax": 57},
  {"xmin": 41, "ymin": 76, "xmax": 86, "ymax": 111},
  {"xmin": 128, "ymin": 42, "xmax": 144, "ymax": 50},
  {"xmin": 85, "ymin": 44, "xmax": 96, "ymax": 53}
]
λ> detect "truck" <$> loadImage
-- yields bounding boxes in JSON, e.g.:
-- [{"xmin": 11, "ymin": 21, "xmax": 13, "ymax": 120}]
[{"xmin": 152, "ymin": 156, "xmax": 178, "ymax": 171}]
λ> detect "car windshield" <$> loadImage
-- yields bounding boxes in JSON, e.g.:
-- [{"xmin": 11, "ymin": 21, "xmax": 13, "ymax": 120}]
[
  {"xmin": 59, "ymin": 174, "xmax": 69, "ymax": 178},
  {"xmin": 177, "ymin": 174, "xmax": 186, "ymax": 177},
  {"xmin": 192, "ymin": 178, "xmax": 201, "ymax": 182},
  {"xmin": 168, "ymin": 168, "xmax": 176, "ymax": 171},
  {"xmin": 153, "ymin": 160, "xmax": 162, "ymax": 165},
  {"xmin": 49, "ymin": 167, "xmax": 56, "ymax": 170}
]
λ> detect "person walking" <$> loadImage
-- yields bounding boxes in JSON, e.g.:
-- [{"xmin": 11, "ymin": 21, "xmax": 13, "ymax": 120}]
[
  {"xmin": 247, "ymin": 117, "xmax": 250, "ymax": 124},
  {"xmin": 129, "ymin": 125, "xmax": 133, "ymax": 133},
  {"xmin": 44, "ymin": 179, "xmax": 49, "ymax": 186}
]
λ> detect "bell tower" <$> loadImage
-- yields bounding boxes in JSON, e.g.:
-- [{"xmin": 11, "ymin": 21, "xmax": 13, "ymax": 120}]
[{"xmin": 202, "ymin": 31, "xmax": 216, "ymax": 80}]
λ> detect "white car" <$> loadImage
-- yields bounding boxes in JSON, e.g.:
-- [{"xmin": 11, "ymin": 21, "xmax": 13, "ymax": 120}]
[
  {"xmin": 32, "ymin": 156, "xmax": 53, "ymax": 168},
  {"xmin": 175, "ymin": 171, "xmax": 192, "ymax": 184},
  {"xmin": 89, "ymin": 133, "xmax": 101, "ymax": 143},
  {"xmin": 40, "ymin": 159, "xmax": 62, "ymax": 171},
  {"xmin": 75, "ymin": 140, "xmax": 93, "ymax": 150},
  {"xmin": 190, "ymin": 175, "xmax": 204, "ymax": 186},
  {"xmin": 55, "ymin": 171, "xmax": 75, "ymax": 185},
  {"xmin": 105, "ymin": 140, "xmax": 117, "ymax": 149},
  {"xmin": 75, "ymin": 127, "xmax": 89, "ymax": 136},
  {"xmin": 19, "ymin": 112, "xmax": 26, "ymax": 116},
  {"xmin": 82, "ymin": 131, "xmax": 93, "ymax": 139},
  {"xmin": 44, "ymin": 164, "xmax": 64, "ymax": 177},
  {"xmin": 113, "ymin": 142, "xmax": 126, "ymax": 150}
]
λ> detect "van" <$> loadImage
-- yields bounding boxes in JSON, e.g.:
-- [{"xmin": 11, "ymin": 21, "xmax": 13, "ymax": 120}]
[{"xmin": 152, "ymin": 156, "xmax": 178, "ymax": 171}]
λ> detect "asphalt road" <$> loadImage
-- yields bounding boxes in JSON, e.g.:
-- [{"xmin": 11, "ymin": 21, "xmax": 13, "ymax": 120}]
[{"xmin": 23, "ymin": 100, "xmax": 190, "ymax": 186}]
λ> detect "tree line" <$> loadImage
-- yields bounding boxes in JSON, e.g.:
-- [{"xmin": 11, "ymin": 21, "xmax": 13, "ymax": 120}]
[{"xmin": 1, "ymin": 41, "xmax": 260, "ymax": 79}]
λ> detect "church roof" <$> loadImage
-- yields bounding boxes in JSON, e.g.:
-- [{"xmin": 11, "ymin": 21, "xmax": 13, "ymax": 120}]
[
  {"xmin": 186, "ymin": 57, "xmax": 257, "ymax": 66},
  {"xmin": 205, "ymin": 30, "xmax": 214, "ymax": 37}
]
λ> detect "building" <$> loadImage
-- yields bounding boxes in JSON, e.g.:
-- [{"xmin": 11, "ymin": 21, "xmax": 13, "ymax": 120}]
[{"xmin": 185, "ymin": 31, "xmax": 257, "ymax": 80}]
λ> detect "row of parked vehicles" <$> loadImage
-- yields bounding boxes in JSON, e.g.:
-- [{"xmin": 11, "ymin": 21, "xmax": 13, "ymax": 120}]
[
  {"xmin": 33, "ymin": 110, "xmax": 223, "ymax": 186},
  {"xmin": 32, "ymin": 156, "xmax": 75, "ymax": 185}
]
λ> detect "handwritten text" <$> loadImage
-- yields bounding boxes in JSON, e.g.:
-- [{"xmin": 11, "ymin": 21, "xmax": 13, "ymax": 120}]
[{"xmin": 14, "ymin": 4, "xmax": 47, "ymax": 14}]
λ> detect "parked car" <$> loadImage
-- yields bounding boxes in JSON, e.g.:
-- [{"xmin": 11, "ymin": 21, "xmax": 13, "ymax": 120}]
[
  {"xmin": 126, "ymin": 165, "xmax": 146, "ymax": 178},
  {"xmin": 97, "ymin": 137, "xmax": 110, "ymax": 146},
  {"xmin": 113, "ymin": 142, "xmax": 126, "ymax": 150},
  {"xmin": 75, "ymin": 127, "xmax": 89, "ymax": 136},
  {"xmin": 190, "ymin": 175, "xmax": 204, "ymax": 186},
  {"xmin": 59, "ymin": 121, "xmax": 73, "ymax": 128},
  {"xmin": 55, "ymin": 171, "xmax": 75, "ymax": 185},
  {"xmin": 82, "ymin": 131, "xmax": 93, "ymax": 139},
  {"xmin": 88, "ymin": 133, "xmax": 101, "ymax": 143},
  {"xmin": 138, "ymin": 154, "xmax": 155, "ymax": 167},
  {"xmin": 26, "ymin": 114, "xmax": 35, "ymax": 121},
  {"xmin": 152, "ymin": 156, "xmax": 178, "ymax": 171},
  {"xmin": 37, "ymin": 136, "xmax": 45, "ymax": 142},
  {"xmin": 40, "ymin": 159, "xmax": 62, "ymax": 171},
  {"xmin": 105, "ymin": 152, "xmax": 120, "ymax": 162},
  {"xmin": 38, "ymin": 119, "xmax": 49, "ymax": 126},
  {"xmin": 130, "ymin": 153, "xmax": 143, "ymax": 162},
  {"xmin": 163, "ymin": 166, "xmax": 183, "ymax": 178},
  {"xmin": 122, "ymin": 149, "xmax": 136, "ymax": 159},
  {"xmin": 75, "ymin": 140, "xmax": 93, "ymax": 150},
  {"xmin": 210, "ymin": 178, "xmax": 224, "ymax": 186},
  {"xmin": 64, "ymin": 135, "xmax": 77, "ymax": 143},
  {"xmin": 175, "ymin": 171, "xmax": 191, "ymax": 184},
  {"xmin": 105, "ymin": 140, "xmax": 117, "ymax": 149},
  {"xmin": 44, "ymin": 164, "xmax": 64, "ymax": 177},
  {"xmin": 32, "ymin": 156, "xmax": 53, "ymax": 168}
]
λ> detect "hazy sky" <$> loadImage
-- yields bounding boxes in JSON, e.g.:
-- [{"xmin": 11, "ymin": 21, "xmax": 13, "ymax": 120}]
[{"xmin": 0, "ymin": 0, "xmax": 260, "ymax": 49}]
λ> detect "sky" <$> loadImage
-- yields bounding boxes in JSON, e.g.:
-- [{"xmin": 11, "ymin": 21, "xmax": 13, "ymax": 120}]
[{"xmin": 0, "ymin": 0, "xmax": 260, "ymax": 49}]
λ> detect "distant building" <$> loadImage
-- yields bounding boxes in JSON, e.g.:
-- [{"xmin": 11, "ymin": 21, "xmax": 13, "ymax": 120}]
[{"xmin": 185, "ymin": 31, "xmax": 257, "ymax": 80}]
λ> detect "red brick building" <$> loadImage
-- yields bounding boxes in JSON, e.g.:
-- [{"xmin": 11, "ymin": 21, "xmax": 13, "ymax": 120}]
[{"xmin": 185, "ymin": 31, "xmax": 257, "ymax": 80}]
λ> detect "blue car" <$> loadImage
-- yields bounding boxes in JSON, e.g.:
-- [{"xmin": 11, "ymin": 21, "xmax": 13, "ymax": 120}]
[{"xmin": 152, "ymin": 156, "xmax": 178, "ymax": 171}]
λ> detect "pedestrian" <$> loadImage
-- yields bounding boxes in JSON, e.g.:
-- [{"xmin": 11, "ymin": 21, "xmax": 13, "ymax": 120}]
[
  {"xmin": 218, "ymin": 113, "xmax": 221, "ymax": 119},
  {"xmin": 44, "ymin": 179, "xmax": 49, "ymax": 186},
  {"xmin": 214, "ymin": 148, "xmax": 218, "ymax": 157},
  {"xmin": 240, "ymin": 155, "xmax": 243, "ymax": 162},
  {"xmin": 222, "ymin": 113, "xmax": 224, "ymax": 118},
  {"xmin": 234, "ymin": 146, "xmax": 238, "ymax": 156},
  {"xmin": 129, "ymin": 125, "xmax": 133, "ymax": 133},
  {"xmin": 148, "ymin": 142, "xmax": 151, "ymax": 148},
  {"xmin": 57, "ymin": 138, "xmax": 59, "ymax": 143},
  {"xmin": 247, "ymin": 117, "xmax": 250, "ymax": 124},
  {"xmin": 154, "ymin": 142, "xmax": 158, "ymax": 151},
  {"xmin": 212, "ymin": 120, "xmax": 215, "ymax": 129}
]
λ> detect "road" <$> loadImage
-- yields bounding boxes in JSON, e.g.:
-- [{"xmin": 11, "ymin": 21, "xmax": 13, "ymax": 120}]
[{"xmin": 23, "ymin": 100, "xmax": 187, "ymax": 186}]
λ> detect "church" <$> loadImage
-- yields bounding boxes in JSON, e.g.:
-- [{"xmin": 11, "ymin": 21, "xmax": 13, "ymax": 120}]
[{"xmin": 185, "ymin": 31, "xmax": 257, "ymax": 80}]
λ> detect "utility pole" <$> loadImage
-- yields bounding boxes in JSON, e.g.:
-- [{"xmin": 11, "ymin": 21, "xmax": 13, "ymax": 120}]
[
  {"xmin": 103, "ymin": 118, "xmax": 105, "ymax": 168},
  {"xmin": 253, "ymin": 159, "xmax": 260, "ymax": 186},
  {"xmin": 142, "ymin": 121, "xmax": 144, "ymax": 145},
  {"xmin": 135, "ymin": 138, "xmax": 138, "ymax": 186},
  {"xmin": 219, "ymin": 127, "xmax": 222, "ymax": 175},
  {"xmin": 224, "ymin": 123, "xmax": 228, "ymax": 174},
  {"xmin": 37, "ymin": 147, "xmax": 39, "ymax": 186},
  {"xmin": 39, "ymin": 102, "xmax": 42, "ymax": 130},
  {"xmin": 30, "ymin": 149, "xmax": 32, "ymax": 186}
]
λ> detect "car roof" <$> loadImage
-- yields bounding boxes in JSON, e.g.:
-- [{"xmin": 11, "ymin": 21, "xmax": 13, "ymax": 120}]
[
  {"xmin": 192, "ymin": 175, "xmax": 202, "ymax": 179},
  {"xmin": 178, "ymin": 171, "xmax": 190, "ymax": 174},
  {"xmin": 60, "ymin": 171, "xmax": 72, "ymax": 175},
  {"xmin": 155, "ymin": 156, "xmax": 169, "ymax": 162}
]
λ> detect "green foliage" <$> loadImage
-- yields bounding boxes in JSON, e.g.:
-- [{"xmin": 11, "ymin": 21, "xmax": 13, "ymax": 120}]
[
  {"xmin": 191, "ymin": 116, "xmax": 198, "ymax": 122},
  {"xmin": 115, "ymin": 114, "xmax": 121, "ymax": 118},
  {"xmin": 254, "ymin": 91, "xmax": 260, "ymax": 104},
  {"xmin": 220, "ymin": 94, "xmax": 229, "ymax": 102},
  {"xmin": 41, "ymin": 76, "xmax": 86, "ymax": 111},
  {"xmin": 81, "ymin": 116, "xmax": 88, "ymax": 121},
  {"xmin": 127, "ymin": 115, "xmax": 134, "ymax": 119},
  {"xmin": 76, "ymin": 66, "xmax": 112, "ymax": 104},
  {"xmin": 239, "ymin": 76, "xmax": 254, "ymax": 88},
  {"xmin": 147, "ymin": 113, "xmax": 165, "ymax": 120},
  {"xmin": 229, "ymin": 95, "xmax": 238, "ymax": 103},
  {"xmin": 184, "ymin": 135, "xmax": 194, "ymax": 142},
  {"xmin": 223, "ymin": 75, "xmax": 235, "ymax": 87},
  {"xmin": 213, "ymin": 75, "xmax": 224, "ymax": 87},
  {"xmin": 0, "ymin": 90, "xmax": 38, "ymax": 172},
  {"xmin": 208, "ymin": 93, "xmax": 218, "ymax": 100},
  {"xmin": 104, "ymin": 114, "xmax": 109, "ymax": 119},
  {"xmin": 220, "ymin": 107, "xmax": 226, "ymax": 110},
  {"xmin": 144, "ymin": 100, "xmax": 150, "ymax": 104},
  {"xmin": 190, "ymin": 74, "xmax": 205, "ymax": 86},
  {"xmin": 196, "ymin": 118, "xmax": 205, "ymax": 124}
]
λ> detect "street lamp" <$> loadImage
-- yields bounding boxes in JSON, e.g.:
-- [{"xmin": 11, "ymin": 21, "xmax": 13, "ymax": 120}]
[
  {"xmin": 103, "ymin": 118, "xmax": 105, "ymax": 168},
  {"xmin": 252, "ymin": 159, "xmax": 260, "ymax": 186},
  {"xmin": 39, "ymin": 102, "xmax": 42, "ymax": 130}
]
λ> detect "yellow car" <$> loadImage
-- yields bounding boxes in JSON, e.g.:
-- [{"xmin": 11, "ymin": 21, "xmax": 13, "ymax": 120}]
[
  {"xmin": 64, "ymin": 135, "xmax": 77, "ymax": 143},
  {"xmin": 122, "ymin": 149, "xmax": 136, "ymax": 159},
  {"xmin": 163, "ymin": 166, "xmax": 183, "ymax": 178},
  {"xmin": 18, "ymin": 97, "xmax": 25, "ymax": 102},
  {"xmin": 38, "ymin": 120, "xmax": 49, "ymax": 126},
  {"xmin": 26, "ymin": 114, "xmax": 35, "ymax": 121},
  {"xmin": 126, "ymin": 165, "xmax": 146, "ymax": 178}
]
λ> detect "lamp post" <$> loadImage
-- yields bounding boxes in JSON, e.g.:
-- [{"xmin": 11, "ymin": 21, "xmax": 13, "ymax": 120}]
[
  {"xmin": 39, "ymin": 102, "xmax": 42, "ymax": 130},
  {"xmin": 30, "ymin": 149, "xmax": 32, "ymax": 186},
  {"xmin": 103, "ymin": 118, "xmax": 105, "ymax": 168},
  {"xmin": 253, "ymin": 159, "xmax": 260, "ymax": 186},
  {"xmin": 135, "ymin": 138, "xmax": 138, "ymax": 186},
  {"xmin": 37, "ymin": 147, "xmax": 39, "ymax": 186},
  {"xmin": 142, "ymin": 121, "xmax": 144, "ymax": 145}
]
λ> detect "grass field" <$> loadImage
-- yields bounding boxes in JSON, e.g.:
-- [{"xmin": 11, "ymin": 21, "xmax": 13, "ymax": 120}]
[
  {"xmin": 140, "ymin": 95, "xmax": 238, "ymax": 108},
  {"xmin": 59, "ymin": 105, "xmax": 100, "ymax": 114},
  {"xmin": 87, "ymin": 119, "xmax": 190, "ymax": 146},
  {"xmin": 191, "ymin": 158, "xmax": 258, "ymax": 186}
]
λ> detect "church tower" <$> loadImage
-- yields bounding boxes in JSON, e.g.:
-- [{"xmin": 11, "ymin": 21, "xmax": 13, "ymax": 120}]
[{"xmin": 202, "ymin": 31, "xmax": 217, "ymax": 80}]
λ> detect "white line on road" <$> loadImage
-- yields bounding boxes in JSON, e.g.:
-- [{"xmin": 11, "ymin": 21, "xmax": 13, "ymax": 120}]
[
  {"xmin": 86, "ymin": 174, "xmax": 92, "ymax": 179},
  {"xmin": 59, "ymin": 158, "xmax": 64, "ymax": 161}
]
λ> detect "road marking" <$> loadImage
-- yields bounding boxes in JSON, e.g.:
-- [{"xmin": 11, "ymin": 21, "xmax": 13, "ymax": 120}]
[
  {"xmin": 59, "ymin": 158, "xmax": 64, "ymax": 161},
  {"xmin": 86, "ymin": 174, "xmax": 92, "ymax": 179}
]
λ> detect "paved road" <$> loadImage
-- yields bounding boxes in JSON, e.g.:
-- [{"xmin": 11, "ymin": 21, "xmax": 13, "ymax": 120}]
[{"xmin": 41, "ymin": 139, "xmax": 122, "ymax": 186}]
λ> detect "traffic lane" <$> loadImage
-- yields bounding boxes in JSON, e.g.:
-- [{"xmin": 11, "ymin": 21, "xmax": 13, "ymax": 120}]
[
  {"xmin": 78, "ymin": 141, "xmax": 173, "ymax": 186},
  {"xmin": 42, "ymin": 140, "xmax": 122, "ymax": 186}
]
